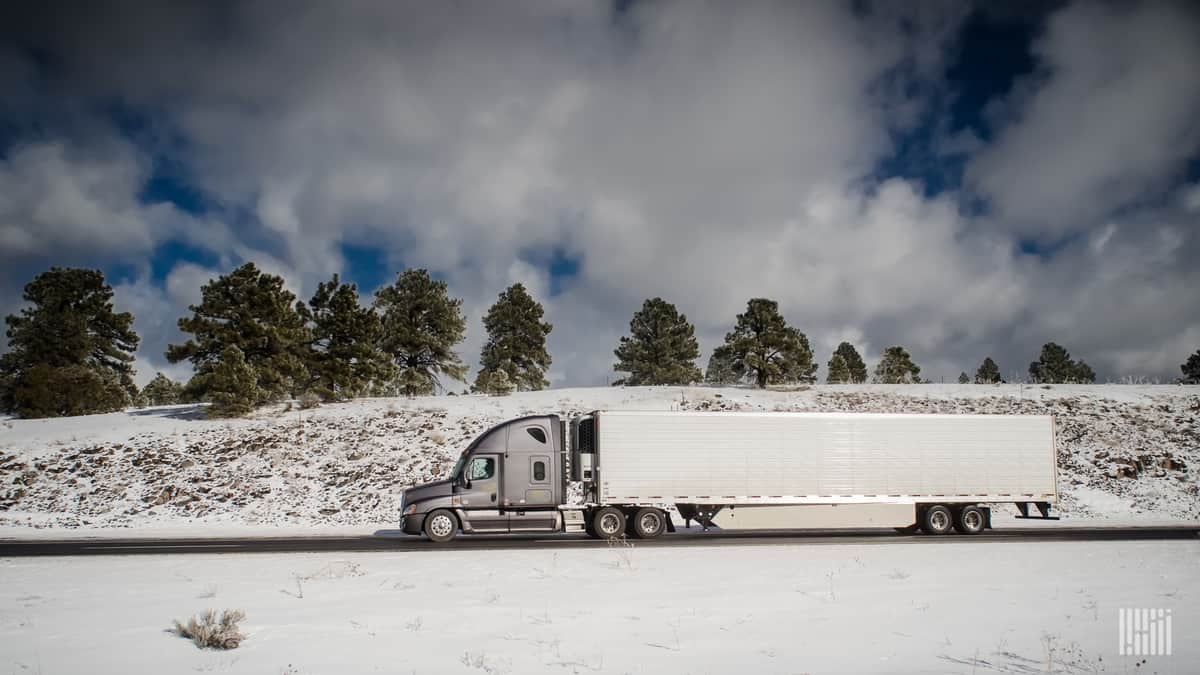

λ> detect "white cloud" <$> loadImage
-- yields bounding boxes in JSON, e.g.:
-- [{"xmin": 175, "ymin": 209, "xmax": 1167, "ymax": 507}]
[
  {"xmin": 1, "ymin": 0, "xmax": 1198, "ymax": 387},
  {"xmin": 966, "ymin": 2, "xmax": 1200, "ymax": 233}
]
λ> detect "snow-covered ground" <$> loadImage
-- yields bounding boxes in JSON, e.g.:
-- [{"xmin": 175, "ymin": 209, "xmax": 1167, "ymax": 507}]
[
  {"xmin": 2, "ymin": 538, "xmax": 1196, "ymax": 673},
  {"xmin": 1, "ymin": 384, "xmax": 1198, "ymax": 535}
]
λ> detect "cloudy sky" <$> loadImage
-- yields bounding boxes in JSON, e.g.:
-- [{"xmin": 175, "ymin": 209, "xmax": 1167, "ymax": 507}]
[{"xmin": 1, "ymin": 0, "xmax": 1198, "ymax": 387}]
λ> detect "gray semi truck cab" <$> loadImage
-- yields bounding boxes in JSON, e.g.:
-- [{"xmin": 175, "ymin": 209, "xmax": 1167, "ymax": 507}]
[{"xmin": 399, "ymin": 414, "xmax": 593, "ymax": 541}]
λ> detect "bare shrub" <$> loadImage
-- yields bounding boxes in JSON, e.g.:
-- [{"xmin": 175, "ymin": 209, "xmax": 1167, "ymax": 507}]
[
  {"xmin": 298, "ymin": 392, "xmax": 321, "ymax": 410},
  {"xmin": 173, "ymin": 608, "xmax": 246, "ymax": 649}
]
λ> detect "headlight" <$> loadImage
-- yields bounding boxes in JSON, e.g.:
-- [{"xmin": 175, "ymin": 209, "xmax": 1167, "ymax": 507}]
[{"xmin": 403, "ymin": 503, "xmax": 417, "ymax": 515}]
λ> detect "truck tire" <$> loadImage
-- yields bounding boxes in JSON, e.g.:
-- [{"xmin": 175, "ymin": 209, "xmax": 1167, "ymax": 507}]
[
  {"xmin": 632, "ymin": 508, "xmax": 667, "ymax": 539},
  {"xmin": 423, "ymin": 509, "xmax": 459, "ymax": 543},
  {"xmin": 954, "ymin": 505, "xmax": 987, "ymax": 535},
  {"xmin": 592, "ymin": 506, "xmax": 627, "ymax": 539},
  {"xmin": 919, "ymin": 505, "xmax": 953, "ymax": 535}
]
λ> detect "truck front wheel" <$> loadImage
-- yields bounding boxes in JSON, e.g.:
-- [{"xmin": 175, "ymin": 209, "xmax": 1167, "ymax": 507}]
[
  {"xmin": 632, "ymin": 508, "xmax": 666, "ymax": 539},
  {"xmin": 423, "ymin": 509, "xmax": 459, "ymax": 543},
  {"xmin": 592, "ymin": 507, "xmax": 627, "ymax": 539},
  {"xmin": 919, "ymin": 505, "xmax": 954, "ymax": 535}
]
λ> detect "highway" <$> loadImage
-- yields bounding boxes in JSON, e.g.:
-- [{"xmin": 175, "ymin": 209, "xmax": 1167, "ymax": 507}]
[{"xmin": 1, "ymin": 525, "xmax": 1196, "ymax": 557}]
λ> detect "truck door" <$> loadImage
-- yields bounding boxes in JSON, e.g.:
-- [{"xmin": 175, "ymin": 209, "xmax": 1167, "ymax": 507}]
[
  {"xmin": 505, "ymin": 422, "xmax": 559, "ymax": 532},
  {"xmin": 460, "ymin": 454, "xmax": 507, "ymax": 533}
]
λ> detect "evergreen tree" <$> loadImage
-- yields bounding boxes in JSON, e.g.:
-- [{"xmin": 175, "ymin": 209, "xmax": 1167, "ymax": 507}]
[
  {"xmin": 833, "ymin": 341, "xmax": 868, "ymax": 383},
  {"xmin": 1028, "ymin": 342, "xmax": 1095, "ymax": 383},
  {"xmin": 195, "ymin": 346, "xmax": 261, "ymax": 417},
  {"xmin": 1182, "ymin": 350, "xmax": 1200, "ymax": 384},
  {"xmin": 166, "ymin": 263, "xmax": 309, "ymax": 413},
  {"xmin": 612, "ymin": 298, "xmax": 702, "ymax": 386},
  {"xmin": 975, "ymin": 357, "xmax": 1002, "ymax": 384},
  {"xmin": 299, "ymin": 274, "xmax": 391, "ymax": 401},
  {"xmin": 704, "ymin": 346, "xmax": 739, "ymax": 385},
  {"xmin": 874, "ymin": 346, "xmax": 922, "ymax": 384},
  {"xmin": 826, "ymin": 353, "xmax": 852, "ymax": 384},
  {"xmin": 719, "ymin": 299, "xmax": 817, "ymax": 388},
  {"xmin": 472, "ymin": 367, "xmax": 516, "ymax": 396},
  {"xmin": 473, "ymin": 283, "xmax": 552, "ymax": 392},
  {"xmin": 373, "ymin": 269, "xmax": 467, "ymax": 396},
  {"xmin": 0, "ymin": 268, "xmax": 139, "ymax": 418},
  {"xmin": 957, "ymin": 372, "xmax": 970, "ymax": 384},
  {"xmin": 140, "ymin": 372, "xmax": 185, "ymax": 407}
]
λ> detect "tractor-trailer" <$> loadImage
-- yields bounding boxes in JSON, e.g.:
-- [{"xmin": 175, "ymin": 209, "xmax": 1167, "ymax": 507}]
[{"xmin": 399, "ymin": 410, "xmax": 1059, "ymax": 542}]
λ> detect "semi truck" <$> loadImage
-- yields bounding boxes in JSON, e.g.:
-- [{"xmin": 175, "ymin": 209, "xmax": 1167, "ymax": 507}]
[{"xmin": 399, "ymin": 410, "xmax": 1059, "ymax": 542}]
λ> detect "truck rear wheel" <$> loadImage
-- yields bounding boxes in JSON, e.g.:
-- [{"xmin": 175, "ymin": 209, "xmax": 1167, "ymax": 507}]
[
  {"xmin": 632, "ymin": 508, "xmax": 666, "ymax": 539},
  {"xmin": 592, "ymin": 507, "xmax": 626, "ymax": 539},
  {"xmin": 919, "ymin": 505, "xmax": 953, "ymax": 535},
  {"xmin": 954, "ymin": 505, "xmax": 987, "ymax": 534},
  {"xmin": 423, "ymin": 509, "xmax": 459, "ymax": 543}
]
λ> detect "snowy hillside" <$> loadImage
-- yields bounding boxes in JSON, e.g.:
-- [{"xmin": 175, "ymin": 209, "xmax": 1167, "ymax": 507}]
[{"xmin": 1, "ymin": 385, "xmax": 1197, "ymax": 532}]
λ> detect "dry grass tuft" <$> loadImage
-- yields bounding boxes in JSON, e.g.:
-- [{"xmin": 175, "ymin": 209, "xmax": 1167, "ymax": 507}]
[{"xmin": 173, "ymin": 608, "xmax": 246, "ymax": 649}]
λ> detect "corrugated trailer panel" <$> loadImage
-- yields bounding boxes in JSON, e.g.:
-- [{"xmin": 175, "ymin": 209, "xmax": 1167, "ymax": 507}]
[{"xmin": 597, "ymin": 411, "xmax": 1057, "ymax": 504}]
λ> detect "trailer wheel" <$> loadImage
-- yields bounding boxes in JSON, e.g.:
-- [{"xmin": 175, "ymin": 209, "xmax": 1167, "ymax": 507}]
[
  {"xmin": 423, "ymin": 509, "xmax": 459, "ymax": 543},
  {"xmin": 632, "ymin": 508, "xmax": 666, "ymax": 539},
  {"xmin": 592, "ymin": 506, "xmax": 627, "ymax": 539},
  {"xmin": 919, "ymin": 505, "xmax": 953, "ymax": 535},
  {"xmin": 954, "ymin": 505, "xmax": 987, "ymax": 535}
]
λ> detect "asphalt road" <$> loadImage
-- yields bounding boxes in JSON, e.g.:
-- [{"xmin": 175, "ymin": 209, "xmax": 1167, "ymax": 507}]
[{"xmin": 1, "ymin": 526, "xmax": 1196, "ymax": 557}]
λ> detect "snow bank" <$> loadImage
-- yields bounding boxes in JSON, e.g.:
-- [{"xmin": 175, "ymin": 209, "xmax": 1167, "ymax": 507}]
[{"xmin": 0, "ymin": 385, "xmax": 1197, "ymax": 533}]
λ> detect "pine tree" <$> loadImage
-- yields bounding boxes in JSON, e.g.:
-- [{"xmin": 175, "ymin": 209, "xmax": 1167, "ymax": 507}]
[
  {"xmin": 140, "ymin": 372, "xmax": 185, "ymax": 406},
  {"xmin": 826, "ymin": 353, "xmax": 852, "ymax": 384},
  {"xmin": 166, "ymin": 263, "xmax": 309, "ymax": 413},
  {"xmin": 373, "ymin": 269, "xmax": 467, "ymax": 396},
  {"xmin": 1182, "ymin": 350, "xmax": 1200, "ymax": 384},
  {"xmin": 473, "ymin": 283, "xmax": 552, "ymax": 392},
  {"xmin": 196, "ymin": 346, "xmax": 262, "ymax": 417},
  {"xmin": 719, "ymin": 299, "xmax": 817, "ymax": 388},
  {"xmin": 704, "ymin": 346, "xmax": 738, "ymax": 385},
  {"xmin": 975, "ymin": 357, "xmax": 1002, "ymax": 384},
  {"xmin": 612, "ymin": 298, "xmax": 702, "ymax": 386},
  {"xmin": 1028, "ymin": 342, "xmax": 1095, "ymax": 383},
  {"xmin": 874, "ymin": 346, "xmax": 922, "ymax": 384},
  {"xmin": 472, "ymin": 367, "xmax": 516, "ymax": 396},
  {"xmin": 833, "ymin": 342, "xmax": 868, "ymax": 384},
  {"xmin": 957, "ymin": 372, "xmax": 970, "ymax": 384},
  {"xmin": 0, "ymin": 268, "xmax": 139, "ymax": 418},
  {"xmin": 299, "ymin": 274, "xmax": 391, "ymax": 401}
]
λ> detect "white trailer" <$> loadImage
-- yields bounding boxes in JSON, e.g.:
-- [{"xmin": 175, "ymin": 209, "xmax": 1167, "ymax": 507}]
[
  {"xmin": 400, "ymin": 410, "xmax": 1060, "ymax": 542},
  {"xmin": 580, "ymin": 411, "xmax": 1058, "ymax": 536}
]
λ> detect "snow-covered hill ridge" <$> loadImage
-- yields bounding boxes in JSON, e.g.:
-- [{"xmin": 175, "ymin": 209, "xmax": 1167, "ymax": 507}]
[{"xmin": 1, "ymin": 385, "xmax": 1197, "ymax": 530}]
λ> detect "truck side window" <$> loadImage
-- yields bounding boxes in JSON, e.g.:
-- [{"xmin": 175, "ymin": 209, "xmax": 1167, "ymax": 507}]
[
  {"xmin": 526, "ymin": 427, "xmax": 547, "ymax": 444},
  {"xmin": 468, "ymin": 457, "xmax": 495, "ymax": 480},
  {"xmin": 533, "ymin": 460, "xmax": 546, "ymax": 481}
]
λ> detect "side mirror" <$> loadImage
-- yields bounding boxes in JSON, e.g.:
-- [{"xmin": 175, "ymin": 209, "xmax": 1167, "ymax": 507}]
[{"xmin": 462, "ymin": 475, "xmax": 471, "ymax": 489}]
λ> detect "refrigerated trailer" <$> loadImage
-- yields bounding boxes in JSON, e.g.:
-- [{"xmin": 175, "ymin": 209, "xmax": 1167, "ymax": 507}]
[{"xmin": 399, "ymin": 410, "xmax": 1059, "ymax": 542}]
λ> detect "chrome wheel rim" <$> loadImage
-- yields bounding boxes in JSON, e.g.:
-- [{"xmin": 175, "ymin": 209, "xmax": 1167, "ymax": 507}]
[
  {"xmin": 963, "ymin": 511, "xmax": 982, "ymax": 531},
  {"xmin": 639, "ymin": 512, "xmax": 661, "ymax": 534},
  {"xmin": 930, "ymin": 510, "xmax": 949, "ymax": 531},
  {"xmin": 429, "ymin": 514, "xmax": 454, "ymax": 538},
  {"xmin": 599, "ymin": 513, "xmax": 620, "ymax": 535}
]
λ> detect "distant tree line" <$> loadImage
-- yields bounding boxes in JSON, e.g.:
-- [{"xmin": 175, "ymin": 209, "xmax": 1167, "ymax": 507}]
[{"xmin": 2, "ymin": 266, "xmax": 1198, "ymax": 419}]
